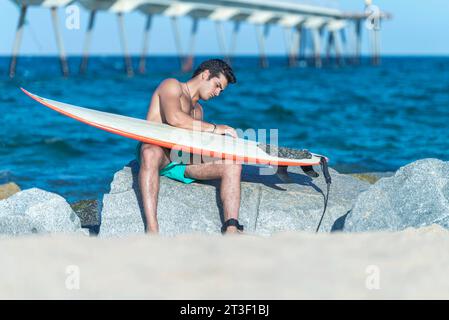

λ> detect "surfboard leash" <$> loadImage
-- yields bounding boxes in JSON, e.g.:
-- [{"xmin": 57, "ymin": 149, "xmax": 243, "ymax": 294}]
[{"xmin": 315, "ymin": 157, "xmax": 332, "ymax": 233}]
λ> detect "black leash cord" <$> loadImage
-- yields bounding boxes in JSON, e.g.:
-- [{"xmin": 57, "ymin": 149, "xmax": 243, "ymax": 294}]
[{"xmin": 316, "ymin": 157, "xmax": 332, "ymax": 233}]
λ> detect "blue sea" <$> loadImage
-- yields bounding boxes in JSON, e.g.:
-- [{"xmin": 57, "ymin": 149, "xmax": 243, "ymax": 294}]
[{"xmin": 1, "ymin": 56, "xmax": 448, "ymax": 202}]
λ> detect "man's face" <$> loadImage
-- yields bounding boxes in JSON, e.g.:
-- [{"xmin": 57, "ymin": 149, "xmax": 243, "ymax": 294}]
[{"xmin": 199, "ymin": 70, "xmax": 228, "ymax": 101}]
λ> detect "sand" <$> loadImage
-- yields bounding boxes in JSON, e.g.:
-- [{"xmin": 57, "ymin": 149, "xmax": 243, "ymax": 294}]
[{"xmin": 1, "ymin": 224, "xmax": 448, "ymax": 300}]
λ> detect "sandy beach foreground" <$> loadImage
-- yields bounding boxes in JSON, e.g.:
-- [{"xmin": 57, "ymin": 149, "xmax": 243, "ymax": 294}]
[{"xmin": 1, "ymin": 224, "xmax": 448, "ymax": 300}]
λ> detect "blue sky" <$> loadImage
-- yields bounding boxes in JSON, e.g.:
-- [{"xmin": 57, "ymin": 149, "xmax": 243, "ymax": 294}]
[{"xmin": 1, "ymin": 0, "xmax": 448, "ymax": 56}]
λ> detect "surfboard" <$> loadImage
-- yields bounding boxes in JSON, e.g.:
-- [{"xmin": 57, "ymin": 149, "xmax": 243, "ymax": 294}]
[{"xmin": 21, "ymin": 88, "xmax": 326, "ymax": 167}]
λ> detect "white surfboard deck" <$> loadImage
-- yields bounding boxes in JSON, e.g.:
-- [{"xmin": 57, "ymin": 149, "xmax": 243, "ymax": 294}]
[{"xmin": 21, "ymin": 88, "xmax": 325, "ymax": 167}]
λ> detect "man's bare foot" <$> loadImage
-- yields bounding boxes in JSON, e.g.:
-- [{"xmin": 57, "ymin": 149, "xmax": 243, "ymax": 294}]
[{"xmin": 145, "ymin": 228, "xmax": 159, "ymax": 235}]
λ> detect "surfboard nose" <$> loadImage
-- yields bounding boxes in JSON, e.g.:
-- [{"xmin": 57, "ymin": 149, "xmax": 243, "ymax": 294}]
[{"xmin": 20, "ymin": 87, "xmax": 35, "ymax": 99}]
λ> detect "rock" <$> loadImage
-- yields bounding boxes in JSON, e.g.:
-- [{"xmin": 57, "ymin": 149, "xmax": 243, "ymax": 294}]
[
  {"xmin": 100, "ymin": 163, "xmax": 261, "ymax": 237},
  {"xmin": 70, "ymin": 199, "xmax": 101, "ymax": 236},
  {"xmin": 99, "ymin": 159, "xmax": 370, "ymax": 237},
  {"xmin": 350, "ymin": 172, "xmax": 395, "ymax": 184},
  {"xmin": 350, "ymin": 174, "xmax": 379, "ymax": 184},
  {"xmin": 254, "ymin": 165, "xmax": 369, "ymax": 235},
  {"xmin": 344, "ymin": 159, "xmax": 449, "ymax": 232},
  {"xmin": 363, "ymin": 171, "xmax": 396, "ymax": 179},
  {"xmin": 70, "ymin": 199, "xmax": 100, "ymax": 227},
  {"xmin": 0, "ymin": 188, "xmax": 84, "ymax": 236},
  {"xmin": 0, "ymin": 182, "xmax": 21, "ymax": 200}
]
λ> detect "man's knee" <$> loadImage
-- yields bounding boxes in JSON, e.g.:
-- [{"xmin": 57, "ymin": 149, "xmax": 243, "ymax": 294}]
[
  {"xmin": 223, "ymin": 162, "xmax": 242, "ymax": 177},
  {"xmin": 140, "ymin": 145, "xmax": 165, "ymax": 170}
]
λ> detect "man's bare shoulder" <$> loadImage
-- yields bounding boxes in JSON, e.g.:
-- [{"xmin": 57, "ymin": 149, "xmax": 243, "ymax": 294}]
[{"xmin": 157, "ymin": 78, "xmax": 183, "ymax": 96}]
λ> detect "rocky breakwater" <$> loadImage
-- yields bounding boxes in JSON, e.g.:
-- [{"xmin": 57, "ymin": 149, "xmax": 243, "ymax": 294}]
[
  {"xmin": 3, "ymin": 156, "xmax": 446, "ymax": 238},
  {"xmin": 99, "ymin": 156, "xmax": 370, "ymax": 237}
]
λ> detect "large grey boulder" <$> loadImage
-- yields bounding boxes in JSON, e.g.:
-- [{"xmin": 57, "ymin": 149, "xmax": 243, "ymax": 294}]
[
  {"xmin": 99, "ymin": 160, "xmax": 370, "ymax": 237},
  {"xmin": 344, "ymin": 159, "xmax": 449, "ymax": 232},
  {"xmin": 0, "ymin": 188, "xmax": 84, "ymax": 236}
]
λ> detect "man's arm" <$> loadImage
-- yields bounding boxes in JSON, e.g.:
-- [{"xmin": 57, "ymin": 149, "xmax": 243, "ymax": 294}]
[
  {"xmin": 159, "ymin": 79, "xmax": 214, "ymax": 132},
  {"xmin": 159, "ymin": 79, "xmax": 238, "ymax": 138}
]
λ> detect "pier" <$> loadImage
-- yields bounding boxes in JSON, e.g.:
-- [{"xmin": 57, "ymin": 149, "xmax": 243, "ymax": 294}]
[{"xmin": 7, "ymin": 0, "xmax": 391, "ymax": 78}]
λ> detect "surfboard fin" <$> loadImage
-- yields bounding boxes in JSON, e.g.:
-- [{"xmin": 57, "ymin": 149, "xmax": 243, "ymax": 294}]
[
  {"xmin": 276, "ymin": 166, "xmax": 293, "ymax": 183},
  {"xmin": 301, "ymin": 165, "xmax": 319, "ymax": 178},
  {"xmin": 276, "ymin": 165, "xmax": 319, "ymax": 182}
]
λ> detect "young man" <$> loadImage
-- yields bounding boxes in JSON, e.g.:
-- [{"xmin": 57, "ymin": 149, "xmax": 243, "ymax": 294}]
[{"xmin": 136, "ymin": 59, "xmax": 243, "ymax": 235}]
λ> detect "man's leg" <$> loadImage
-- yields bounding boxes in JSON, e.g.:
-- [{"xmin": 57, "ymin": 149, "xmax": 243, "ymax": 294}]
[
  {"xmin": 184, "ymin": 160, "xmax": 242, "ymax": 233},
  {"xmin": 138, "ymin": 143, "xmax": 171, "ymax": 233}
]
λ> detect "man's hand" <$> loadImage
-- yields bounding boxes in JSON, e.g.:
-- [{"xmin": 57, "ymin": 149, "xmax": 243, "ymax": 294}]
[{"xmin": 214, "ymin": 124, "xmax": 238, "ymax": 138}]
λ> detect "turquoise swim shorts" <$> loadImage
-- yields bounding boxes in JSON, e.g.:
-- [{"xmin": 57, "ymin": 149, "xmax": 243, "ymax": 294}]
[{"xmin": 135, "ymin": 142, "xmax": 196, "ymax": 184}]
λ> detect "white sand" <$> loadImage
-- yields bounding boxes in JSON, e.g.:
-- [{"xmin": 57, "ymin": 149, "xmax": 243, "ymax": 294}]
[{"xmin": 1, "ymin": 224, "xmax": 448, "ymax": 299}]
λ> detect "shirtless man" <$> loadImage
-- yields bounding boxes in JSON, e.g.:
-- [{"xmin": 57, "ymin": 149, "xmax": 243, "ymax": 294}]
[{"xmin": 136, "ymin": 59, "xmax": 243, "ymax": 235}]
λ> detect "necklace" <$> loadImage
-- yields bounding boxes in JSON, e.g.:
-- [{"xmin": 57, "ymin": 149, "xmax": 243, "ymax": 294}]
[{"xmin": 185, "ymin": 82, "xmax": 195, "ymax": 119}]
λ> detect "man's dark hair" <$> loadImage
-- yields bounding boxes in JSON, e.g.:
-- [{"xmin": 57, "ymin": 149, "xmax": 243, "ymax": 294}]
[{"xmin": 192, "ymin": 59, "xmax": 236, "ymax": 84}]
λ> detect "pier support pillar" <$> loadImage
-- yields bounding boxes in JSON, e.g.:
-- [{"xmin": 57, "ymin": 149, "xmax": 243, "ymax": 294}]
[
  {"xmin": 9, "ymin": 4, "xmax": 27, "ymax": 78},
  {"xmin": 283, "ymin": 27, "xmax": 293, "ymax": 66},
  {"xmin": 284, "ymin": 26, "xmax": 301, "ymax": 67},
  {"xmin": 139, "ymin": 14, "xmax": 152, "ymax": 74},
  {"xmin": 370, "ymin": 27, "xmax": 380, "ymax": 65},
  {"xmin": 327, "ymin": 29, "xmax": 344, "ymax": 66},
  {"xmin": 326, "ymin": 25, "xmax": 345, "ymax": 66},
  {"xmin": 299, "ymin": 26, "xmax": 307, "ymax": 66},
  {"xmin": 340, "ymin": 28, "xmax": 348, "ymax": 65},
  {"xmin": 325, "ymin": 30, "xmax": 334, "ymax": 65},
  {"xmin": 215, "ymin": 21, "xmax": 229, "ymax": 64},
  {"xmin": 228, "ymin": 21, "xmax": 240, "ymax": 66},
  {"xmin": 170, "ymin": 16, "xmax": 184, "ymax": 71},
  {"xmin": 311, "ymin": 28, "xmax": 322, "ymax": 68},
  {"xmin": 51, "ymin": 7, "xmax": 69, "ymax": 77},
  {"xmin": 182, "ymin": 18, "xmax": 199, "ymax": 73},
  {"xmin": 79, "ymin": 10, "xmax": 96, "ymax": 74},
  {"xmin": 255, "ymin": 24, "xmax": 269, "ymax": 68},
  {"xmin": 354, "ymin": 19, "xmax": 362, "ymax": 64},
  {"xmin": 117, "ymin": 12, "xmax": 134, "ymax": 77},
  {"xmin": 365, "ymin": 0, "xmax": 382, "ymax": 65},
  {"xmin": 334, "ymin": 30, "xmax": 344, "ymax": 66}
]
